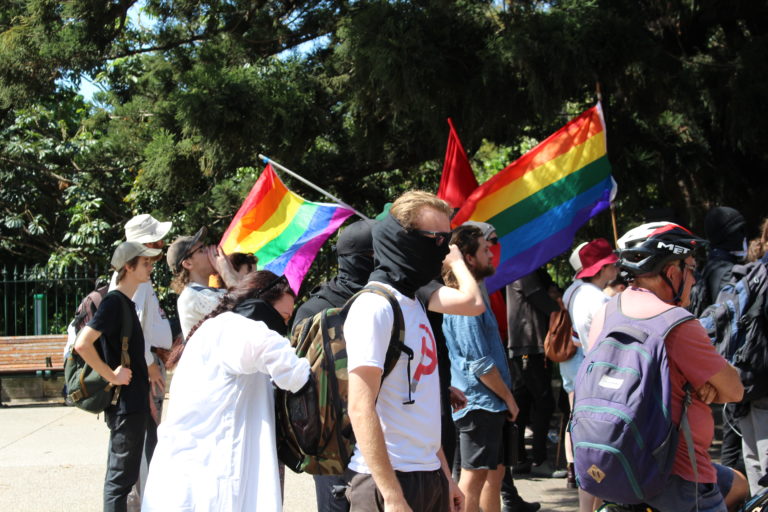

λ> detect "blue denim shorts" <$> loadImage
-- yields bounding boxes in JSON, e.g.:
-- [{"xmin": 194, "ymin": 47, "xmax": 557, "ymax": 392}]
[
  {"xmin": 644, "ymin": 463, "xmax": 732, "ymax": 512},
  {"xmin": 559, "ymin": 345, "xmax": 584, "ymax": 393}
]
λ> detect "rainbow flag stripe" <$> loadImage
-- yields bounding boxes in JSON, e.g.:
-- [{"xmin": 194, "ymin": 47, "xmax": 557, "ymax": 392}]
[
  {"xmin": 220, "ymin": 164, "xmax": 355, "ymax": 292},
  {"xmin": 452, "ymin": 104, "xmax": 613, "ymax": 293}
]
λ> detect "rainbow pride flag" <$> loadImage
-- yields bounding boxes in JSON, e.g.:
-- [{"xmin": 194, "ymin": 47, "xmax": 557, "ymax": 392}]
[
  {"xmin": 452, "ymin": 103, "xmax": 613, "ymax": 293},
  {"xmin": 220, "ymin": 164, "xmax": 355, "ymax": 293}
]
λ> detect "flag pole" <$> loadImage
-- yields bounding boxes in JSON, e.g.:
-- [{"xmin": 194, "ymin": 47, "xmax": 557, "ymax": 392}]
[
  {"xmin": 596, "ymin": 81, "xmax": 618, "ymax": 244},
  {"xmin": 259, "ymin": 154, "xmax": 370, "ymax": 220}
]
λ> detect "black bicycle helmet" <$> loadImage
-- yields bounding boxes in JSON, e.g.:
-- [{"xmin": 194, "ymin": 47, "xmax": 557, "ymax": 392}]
[{"xmin": 617, "ymin": 222, "xmax": 707, "ymax": 276}]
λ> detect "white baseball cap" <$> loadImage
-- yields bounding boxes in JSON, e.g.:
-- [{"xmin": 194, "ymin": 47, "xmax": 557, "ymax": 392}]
[
  {"xmin": 569, "ymin": 241, "xmax": 588, "ymax": 273},
  {"xmin": 124, "ymin": 214, "xmax": 172, "ymax": 243}
]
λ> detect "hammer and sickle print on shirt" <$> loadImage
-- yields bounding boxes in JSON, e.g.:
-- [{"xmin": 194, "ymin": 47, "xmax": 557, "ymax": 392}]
[{"xmin": 410, "ymin": 323, "xmax": 438, "ymax": 393}]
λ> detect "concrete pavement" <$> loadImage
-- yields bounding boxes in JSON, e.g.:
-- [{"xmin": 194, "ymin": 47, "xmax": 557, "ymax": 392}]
[{"xmin": 0, "ymin": 404, "xmax": 579, "ymax": 511}]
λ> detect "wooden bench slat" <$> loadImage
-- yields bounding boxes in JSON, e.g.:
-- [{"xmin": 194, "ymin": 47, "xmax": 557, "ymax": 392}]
[{"xmin": 0, "ymin": 335, "xmax": 68, "ymax": 374}]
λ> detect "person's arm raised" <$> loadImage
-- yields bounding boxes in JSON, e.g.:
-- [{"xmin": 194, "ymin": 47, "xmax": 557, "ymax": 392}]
[
  {"xmin": 348, "ymin": 366, "xmax": 412, "ymax": 512},
  {"xmin": 208, "ymin": 246, "xmax": 240, "ymax": 288},
  {"xmin": 427, "ymin": 244, "xmax": 484, "ymax": 316}
]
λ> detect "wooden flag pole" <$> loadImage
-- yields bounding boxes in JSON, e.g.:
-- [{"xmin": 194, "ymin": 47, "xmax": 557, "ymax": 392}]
[
  {"xmin": 610, "ymin": 203, "xmax": 619, "ymax": 246},
  {"xmin": 259, "ymin": 154, "xmax": 370, "ymax": 220}
]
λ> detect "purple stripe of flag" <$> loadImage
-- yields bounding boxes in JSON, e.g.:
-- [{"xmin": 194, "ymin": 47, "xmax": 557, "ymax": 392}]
[{"xmin": 266, "ymin": 206, "xmax": 355, "ymax": 294}]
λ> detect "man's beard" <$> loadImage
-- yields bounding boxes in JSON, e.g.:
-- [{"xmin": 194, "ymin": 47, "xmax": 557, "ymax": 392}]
[{"xmin": 472, "ymin": 262, "xmax": 495, "ymax": 280}]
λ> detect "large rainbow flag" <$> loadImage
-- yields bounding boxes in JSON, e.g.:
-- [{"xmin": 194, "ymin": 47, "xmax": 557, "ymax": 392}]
[
  {"xmin": 220, "ymin": 164, "xmax": 355, "ymax": 293},
  {"xmin": 452, "ymin": 103, "xmax": 613, "ymax": 293}
]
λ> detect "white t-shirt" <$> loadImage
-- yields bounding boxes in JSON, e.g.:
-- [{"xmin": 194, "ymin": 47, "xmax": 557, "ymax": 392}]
[
  {"xmin": 177, "ymin": 284, "xmax": 226, "ymax": 339},
  {"xmin": 142, "ymin": 312, "xmax": 310, "ymax": 512},
  {"xmin": 343, "ymin": 282, "xmax": 442, "ymax": 473},
  {"xmin": 569, "ymin": 282, "xmax": 609, "ymax": 353},
  {"xmin": 108, "ymin": 274, "xmax": 173, "ymax": 366}
]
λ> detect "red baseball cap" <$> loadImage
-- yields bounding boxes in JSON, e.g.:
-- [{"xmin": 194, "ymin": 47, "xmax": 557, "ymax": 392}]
[{"xmin": 576, "ymin": 238, "xmax": 618, "ymax": 279}]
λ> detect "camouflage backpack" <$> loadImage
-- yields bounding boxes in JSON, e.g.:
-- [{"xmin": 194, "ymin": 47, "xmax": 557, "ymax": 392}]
[{"xmin": 275, "ymin": 284, "xmax": 410, "ymax": 475}]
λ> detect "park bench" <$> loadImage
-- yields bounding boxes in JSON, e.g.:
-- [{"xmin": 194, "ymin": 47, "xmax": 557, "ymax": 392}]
[{"xmin": 0, "ymin": 335, "xmax": 67, "ymax": 405}]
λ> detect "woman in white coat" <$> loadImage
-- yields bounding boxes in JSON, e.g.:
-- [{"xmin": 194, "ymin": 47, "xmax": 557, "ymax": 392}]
[{"xmin": 142, "ymin": 270, "xmax": 309, "ymax": 512}]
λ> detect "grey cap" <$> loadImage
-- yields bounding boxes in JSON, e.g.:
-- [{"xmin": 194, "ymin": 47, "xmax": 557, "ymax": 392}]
[
  {"xmin": 462, "ymin": 221, "xmax": 497, "ymax": 241},
  {"xmin": 111, "ymin": 241, "xmax": 161, "ymax": 270},
  {"xmin": 166, "ymin": 227, "xmax": 207, "ymax": 274}
]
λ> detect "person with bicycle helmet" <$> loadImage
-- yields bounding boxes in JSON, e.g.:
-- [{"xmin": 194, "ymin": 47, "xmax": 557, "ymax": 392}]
[{"xmin": 586, "ymin": 222, "xmax": 748, "ymax": 512}]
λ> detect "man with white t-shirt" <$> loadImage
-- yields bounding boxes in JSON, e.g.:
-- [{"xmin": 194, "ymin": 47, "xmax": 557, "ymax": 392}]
[
  {"xmin": 344, "ymin": 191, "xmax": 465, "ymax": 512},
  {"xmin": 560, "ymin": 238, "xmax": 618, "ymax": 512}
]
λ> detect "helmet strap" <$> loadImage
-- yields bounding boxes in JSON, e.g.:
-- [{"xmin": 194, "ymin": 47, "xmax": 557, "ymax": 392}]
[{"xmin": 659, "ymin": 261, "xmax": 686, "ymax": 305}]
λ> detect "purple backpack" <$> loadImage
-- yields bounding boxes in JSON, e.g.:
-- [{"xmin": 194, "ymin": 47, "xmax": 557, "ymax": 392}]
[{"xmin": 571, "ymin": 295, "xmax": 695, "ymax": 504}]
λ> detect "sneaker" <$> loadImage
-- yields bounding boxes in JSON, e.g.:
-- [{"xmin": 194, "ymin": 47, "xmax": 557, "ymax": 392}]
[
  {"xmin": 566, "ymin": 462, "xmax": 577, "ymax": 488},
  {"xmin": 530, "ymin": 460, "xmax": 567, "ymax": 479},
  {"xmin": 503, "ymin": 499, "xmax": 541, "ymax": 512}
]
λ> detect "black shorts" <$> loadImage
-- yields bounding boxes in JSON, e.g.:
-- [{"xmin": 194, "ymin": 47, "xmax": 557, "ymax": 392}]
[{"xmin": 455, "ymin": 409, "xmax": 506, "ymax": 470}]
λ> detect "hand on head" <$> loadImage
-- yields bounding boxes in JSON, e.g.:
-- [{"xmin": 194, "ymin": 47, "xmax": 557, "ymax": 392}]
[{"xmin": 442, "ymin": 244, "xmax": 463, "ymax": 268}]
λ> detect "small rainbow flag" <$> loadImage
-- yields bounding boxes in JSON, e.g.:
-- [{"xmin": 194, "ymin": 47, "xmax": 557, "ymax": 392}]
[
  {"xmin": 452, "ymin": 103, "xmax": 613, "ymax": 293},
  {"xmin": 220, "ymin": 164, "xmax": 355, "ymax": 293}
]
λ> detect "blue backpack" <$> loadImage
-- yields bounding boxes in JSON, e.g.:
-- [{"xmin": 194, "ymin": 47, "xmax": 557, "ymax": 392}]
[
  {"xmin": 698, "ymin": 261, "xmax": 768, "ymax": 402},
  {"xmin": 571, "ymin": 295, "xmax": 694, "ymax": 505}
]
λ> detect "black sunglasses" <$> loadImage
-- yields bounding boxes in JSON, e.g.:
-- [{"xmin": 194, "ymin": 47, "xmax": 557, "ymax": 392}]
[
  {"xmin": 257, "ymin": 274, "xmax": 290, "ymax": 297},
  {"xmin": 411, "ymin": 228, "xmax": 453, "ymax": 247},
  {"xmin": 182, "ymin": 244, "xmax": 206, "ymax": 261}
]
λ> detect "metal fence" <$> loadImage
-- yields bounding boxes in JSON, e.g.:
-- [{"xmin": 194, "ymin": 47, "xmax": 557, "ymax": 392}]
[
  {"xmin": 0, "ymin": 265, "xmax": 109, "ymax": 336},
  {"xmin": 1, "ymin": 248, "xmax": 339, "ymax": 337}
]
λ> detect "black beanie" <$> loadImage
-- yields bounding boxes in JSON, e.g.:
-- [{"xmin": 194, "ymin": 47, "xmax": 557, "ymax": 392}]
[
  {"xmin": 336, "ymin": 219, "xmax": 376, "ymax": 255},
  {"xmin": 704, "ymin": 206, "xmax": 746, "ymax": 251}
]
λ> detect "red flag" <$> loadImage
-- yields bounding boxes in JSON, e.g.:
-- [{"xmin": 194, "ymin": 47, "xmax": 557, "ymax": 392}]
[{"xmin": 437, "ymin": 118, "xmax": 478, "ymax": 208}]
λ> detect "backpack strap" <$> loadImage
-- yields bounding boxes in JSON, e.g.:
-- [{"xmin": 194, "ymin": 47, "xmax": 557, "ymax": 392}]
[
  {"xmin": 341, "ymin": 283, "xmax": 415, "ymax": 404},
  {"xmin": 107, "ymin": 291, "xmax": 134, "ymax": 406},
  {"xmin": 615, "ymin": 296, "xmax": 700, "ymax": 507}
]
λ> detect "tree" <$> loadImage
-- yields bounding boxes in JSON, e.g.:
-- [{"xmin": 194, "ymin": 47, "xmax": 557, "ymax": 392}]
[{"xmin": 2, "ymin": 0, "xmax": 768, "ymax": 274}]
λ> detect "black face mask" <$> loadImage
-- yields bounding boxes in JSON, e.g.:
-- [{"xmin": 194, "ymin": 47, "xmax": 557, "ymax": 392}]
[
  {"xmin": 318, "ymin": 251, "xmax": 375, "ymax": 304},
  {"xmin": 233, "ymin": 298, "xmax": 288, "ymax": 336},
  {"xmin": 368, "ymin": 214, "xmax": 450, "ymax": 299}
]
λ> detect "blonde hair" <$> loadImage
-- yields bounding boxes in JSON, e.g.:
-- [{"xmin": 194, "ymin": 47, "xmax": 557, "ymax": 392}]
[{"xmin": 390, "ymin": 191, "xmax": 452, "ymax": 229}]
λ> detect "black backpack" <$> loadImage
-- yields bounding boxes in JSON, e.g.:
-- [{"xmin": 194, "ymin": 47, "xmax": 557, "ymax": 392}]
[
  {"xmin": 699, "ymin": 261, "xmax": 768, "ymax": 401},
  {"xmin": 689, "ymin": 260, "xmax": 734, "ymax": 317}
]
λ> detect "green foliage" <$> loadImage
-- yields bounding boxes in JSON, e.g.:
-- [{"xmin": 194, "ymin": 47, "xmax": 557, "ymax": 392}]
[{"xmin": 2, "ymin": 0, "xmax": 768, "ymax": 298}]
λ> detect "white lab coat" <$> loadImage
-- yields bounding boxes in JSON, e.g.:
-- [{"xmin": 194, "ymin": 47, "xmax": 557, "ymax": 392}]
[{"xmin": 141, "ymin": 312, "xmax": 309, "ymax": 512}]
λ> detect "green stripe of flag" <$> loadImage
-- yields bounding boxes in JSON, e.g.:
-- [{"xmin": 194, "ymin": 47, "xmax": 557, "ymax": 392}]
[
  {"xmin": 488, "ymin": 156, "xmax": 611, "ymax": 238},
  {"xmin": 255, "ymin": 201, "xmax": 319, "ymax": 266}
]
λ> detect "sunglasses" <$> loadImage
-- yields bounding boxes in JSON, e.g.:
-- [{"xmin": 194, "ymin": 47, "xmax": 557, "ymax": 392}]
[
  {"xmin": 183, "ymin": 244, "xmax": 205, "ymax": 261},
  {"xmin": 411, "ymin": 228, "xmax": 453, "ymax": 247},
  {"xmin": 257, "ymin": 274, "xmax": 290, "ymax": 297}
]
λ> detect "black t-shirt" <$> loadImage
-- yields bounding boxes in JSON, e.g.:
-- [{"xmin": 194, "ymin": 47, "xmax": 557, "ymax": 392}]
[
  {"xmin": 416, "ymin": 280, "xmax": 452, "ymax": 405},
  {"xmin": 292, "ymin": 291, "xmax": 337, "ymax": 333},
  {"xmin": 87, "ymin": 291, "xmax": 149, "ymax": 415}
]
